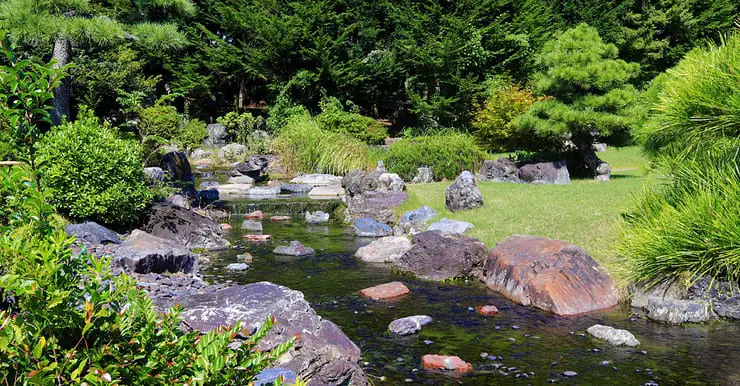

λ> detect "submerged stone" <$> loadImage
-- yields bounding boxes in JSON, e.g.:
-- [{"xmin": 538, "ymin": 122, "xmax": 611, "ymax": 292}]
[
  {"xmin": 388, "ymin": 315, "xmax": 433, "ymax": 336},
  {"xmin": 421, "ymin": 355, "xmax": 473, "ymax": 373},
  {"xmin": 587, "ymin": 324, "xmax": 640, "ymax": 346},
  {"xmin": 359, "ymin": 281, "xmax": 410, "ymax": 300}
]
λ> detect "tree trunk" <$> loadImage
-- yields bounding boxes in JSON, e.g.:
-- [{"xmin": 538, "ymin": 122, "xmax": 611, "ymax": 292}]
[
  {"xmin": 51, "ymin": 38, "xmax": 71, "ymax": 126},
  {"xmin": 238, "ymin": 79, "xmax": 246, "ymax": 110},
  {"xmin": 574, "ymin": 134, "xmax": 611, "ymax": 181}
]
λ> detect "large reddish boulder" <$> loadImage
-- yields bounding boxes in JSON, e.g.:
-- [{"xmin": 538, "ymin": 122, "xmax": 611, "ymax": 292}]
[
  {"xmin": 482, "ymin": 235, "xmax": 618, "ymax": 315},
  {"xmin": 421, "ymin": 355, "xmax": 473, "ymax": 372},
  {"xmin": 359, "ymin": 282, "xmax": 410, "ymax": 300}
]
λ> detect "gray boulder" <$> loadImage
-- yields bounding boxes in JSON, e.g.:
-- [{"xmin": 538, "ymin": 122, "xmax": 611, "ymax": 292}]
[
  {"xmin": 342, "ymin": 169, "xmax": 381, "ymax": 196},
  {"xmin": 411, "ymin": 166, "xmax": 434, "ymax": 184},
  {"xmin": 143, "ymin": 167, "xmax": 165, "ymax": 186},
  {"xmin": 378, "ymin": 173, "xmax": 405, "ymax": 192},
  {"xmin": 233, "ymin": 155, "xmax": 269, "ymax": 181},
  {"xmin": 518, "ymin": 160, "xmax": 570, "ymax": 184},
  {"xmin": 388, "ymin": 315, "xmax": 433, "ymax": 336},
  {"xmin": 427, "ymin": 218, "xmax": 473, "ymax": 235},
  {"xmin": 305, "ymin": 211, "xmax": 330, "ymax": 224},
  {"xmin": 355, "ymin": 236, "xmax": 412, "ymax": 263},
  {"xmin": 241, "ymin": 220, "xmax": 263, "ymax": 232},
  {"xmin": 254, "ymin": 368, "xmax": 298, "ymax": 386},
  {"xmin": 218, "ymin": 143, "xmax": 247, "ymax": 163},
  {"xmin": 214, "ymin": 184, "xmax": 253, "ymax": 198},
  {"xmin": 164, "ymin": 193, "xmax": 191, "ymax": 209},
  {"xmin": 114, "ymin": 230, "xmax": 196, "ymax": 274},
  {"xmin": 205, "ymin": 123, "xmax": 228, "ymax": 147},
  {"xmin": 226, "ymin": 263, "xmax": 249, "ymax": 271},
  {"xmin": 308, "ymin": 185, "xmax": 345, "ymax": 198},
  {"xmin": 290, "ymin": 174, "xmax": 343, "ymax": 187},
  {"xmin": 189, "ymin": 148, "xmax": 212, "ymax": 160},
  {"xmin": 273, "ymin": 241, "xmax": 315, "ymax": 256},
  {"xmin": 248, "ymin": 186, "xmax": 281, "ymax": 197},
  {"xmin": 645, "ymin": 297, "xmax": 711, "ymax": 324},
  {"xmin": 65, "ymin": 222, "xmax": 121, "ymax": 244},
  {"xmin": 345, "ymin": 191, "xmax": 408, "ymax": 225},
  {"xmin": 395, "ymin": 231, "xmax": 488, "ymax": 281},
  {"xmin": 630, "ymin": 279, "xmax": 687, "ymax": 309},
  {"xmin": 688, "ymin": 277, "xmax": 740, "ymax": 320},
  {"xmin": 168, "ymin": 282, "xmax": 368, "ymax": 385},
  {"xmin": 143, "ymin": 203, "xmax": 230, "ymax": 251},
  {"xmin": 228, "ymin": 175, "xmax": 255, "ymax": 184},
  {"xmin": 445, "ymin": 171, "xmax": 483, "ymax": 212},
  {"xmin": 586, "ymin": 324, "xmax": 640, "ymax": 346},
  {"xmin": 479, "ymin": 158, "xmax": 521, "ymax": 183},
  {"xmin": 281, "ymin": 184, "xmax": 314, "ymax": 194},
  {"xmin": 354, "ymin": 217, "xmax": 392, "ymax": 237}
]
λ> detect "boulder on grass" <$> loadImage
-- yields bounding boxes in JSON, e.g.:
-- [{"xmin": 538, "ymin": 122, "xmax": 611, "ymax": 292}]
[
  {"xmin": 517, "ymin": 160, "xmax": 570, "ymax": 184},
  {"xmin": 411, "ymin": 166, "xmax": 434, "ymax": 184},
  {"xmin": 114, "ymin": 230, "xmax": 196, "ymax": 274},
  {"xmin": 143, "ymin": 203, "xmax": 230, "ymax": 251},
  {"xmin": 479, "ymin": 158, "xmax": 521, "ymax": 183},
  {"xmin": 378, "ymin": 173, "xmax": 405, "ymax": 192},
  {"xmin": 445, "ymin": 171, "xmax": 483, "ymax": 212},
  {"xmin": 586, "ymin": 324, "xmax": 640, "ymax": 346},
  {"xmin": 165, "ymin": 282, "xmax": 368, "ymax": 385},
  {"xmin": 355, "ymin": 236, "xmax": 412, "ymax": 263},
  {"xmin": 482, "ymin": 235, "xmax": 618, "ymax": 315},
  {"xmin": 395, "ymin": 231, "xmax": 487, "ymax": 281}
]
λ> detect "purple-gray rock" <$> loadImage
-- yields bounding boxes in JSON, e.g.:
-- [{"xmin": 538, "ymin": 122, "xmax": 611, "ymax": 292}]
[
  {"xmin": 143, "ymin": 203, "xmax": 230, "ymax": 251},
  {"xmin": 427, "ymin": 218, "xmax": 474, "ymax": 234},
  {"xmin": 518, "ymin": 160, "xmax": 570, "ymax": 185},
  {"xmin": 114, "ymin": 230, "xmax": 196, "ymax": 274},
  {"xmin": 273, "ymin": 241, "xmax": 315, "ymax": 256},
  {"xmin": 342, "ymin": 169, "xmax": 381, "ymax": 196},
  {"xmin": 354, "ymin": 217, "xmax": 392, "ymax": 237},
  {"xmin": 168, "ymin": 282, "xmax": 368, "ymax": 385},
  {"xmin": 479, "ymin": 158, "xmax": 521, "ymax": 183},
  {"xmin": 345, "ymin": 191, "xmax": 408, "ymax": 225},
  {"xmin": 388, "ymin": 315, "xmax": 433, "ymax": 335},
  {"xmin": 65, "ymin": 221, "xmax": 121, "ymax": 244},
  {"xmin": 395, "ymin": 231, "xmax": 488, "ymax": 281},
  {"xmin": 445, "ymin": 171, "xmax": 483, "ymax": 212}
]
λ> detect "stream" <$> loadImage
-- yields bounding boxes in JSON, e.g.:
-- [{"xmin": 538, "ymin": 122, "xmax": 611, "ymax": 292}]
[{"xmin": 202, "ymin": 195, "xmax": 740, "ymax": 385}]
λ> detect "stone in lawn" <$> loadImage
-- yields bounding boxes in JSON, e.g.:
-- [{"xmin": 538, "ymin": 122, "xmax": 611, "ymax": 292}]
[
  {"xmin": 477, "ymin": 305, "xmax": 499, "ymax": 316},
  {"xmin": 388, "ymin": 315, "xmax": 433, "ymax": 336},
  {"xmin": 354, "ymin": 217, "xmax": 392, "ymax": 237},
  {"xmin": 586, "ymin": 325, "xmax": 640, "ymax": 346},
  {"xmin": 244, "ymin": 210, "xmax": 267, "ymax": 220},
  {"xmin": 356, "ymin": 236, "xmax": 412, "ymax": 264},
  {"xmin": 479, "ymin": 158, "xmax": 521, "ymax": 183},
  {"xmin": 518, "ymin": 160, "xmax": 570, "ymax": 185},
  {"xmin": 445, "ymin": 171, "xmax": 483, "ymax": 212},
  {"xmin": 359, "ymin": 282, "xmax": 410, "ymax": 300},
  {"xmin": 401, "ymin": 206, "xmax": 437, "ymax": 224},
  {"xmin": 378, "ymin": 173, "xmax": 405, "ymax": 192},
  {"xmin": 412, "ymin": 166, "xmax": 434, "ymax": 184},
  {"xmin": 427, "ymin": 218, "xmax": 474, "ymax": 235},
  {"xmin": 421, "ymin": 355, "xmax": 473, "ymax": 372},
  {"xmin": 305, "ymin": 211, "xmax": 330, "ymax": 224},
  {"xmin": 273, "ymin": 241, "xmax": 315, "ymax": 256},
  {"xmin": 226, "ymin": 263, "xmax": 249, "ymax": 271},
  {"xmin": 241, "ymin": 220, "xmax": 263, "ymax": 232}
]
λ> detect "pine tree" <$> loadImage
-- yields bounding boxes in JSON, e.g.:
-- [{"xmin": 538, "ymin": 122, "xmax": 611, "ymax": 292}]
[
  {"xmin": 516, "ymin": 24, "xmax": 640, "ymax": 180},
  {"xmin": 0, "ymin": 0, "xmax": 193, "ymax": 124}
]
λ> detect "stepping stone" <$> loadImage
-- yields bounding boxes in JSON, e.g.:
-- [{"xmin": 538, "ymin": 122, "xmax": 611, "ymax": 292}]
[
  {"xmin": 244, "ymin": 211, "xmax": 266, "ymax": 220},
  {"xmin": 273, "ymin": 241, "xmax": 315, "ymax": 256},
  {"xmin": 388, "ymin": 315, "xmax": 433, "ymax": 336},
  {"xmin": 243, "ymin": 234, "xmax": 271, "ymax": 242},
  {"xmin": 477, "ymin": 305, "xmax": 499, "ymax": 315},
  {"xmin": 290, "ymin": 174, "xmax": 342, "ymax": 186},
  {"xmin": 281, "ymin": 184, "xmax": 313, "ymax": 194},
  {"xmin": 270, "ymin": 215, "xmax": 291, "ymax": 221},
  {"xmin": 241, "ymin": 220, "xmax": 263, "ymax": 232},
  {"xmin": 421, "ymin": 355, "xmax": 473, "ymax": 372},
  {"xmin": 355, "ymin": 236, "xmax": 411, "ymax": 263},
  {"xmin": 359, "ymin": 281, "xmax": 409, "ymax": 300}
]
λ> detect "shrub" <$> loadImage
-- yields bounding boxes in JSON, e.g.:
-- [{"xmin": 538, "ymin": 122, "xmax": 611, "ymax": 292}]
[
  {"xmin": 639, "ymin": 34, "xmax": 740, "ymax": 155},
  {"xmin": 36, "ymin": 113, "xmax": 152, "ymax": 229},
  {"xmin": 471, "ymin": 83, "xmax": 541, "ymax": 152},
  {"xmin": 267, "ymin": 94, "xmax": 309, "ymax": 132},
  {"xmin": 384, "ymin": 132, "xmax": 486, "ymax": 180},
  {"xmin": 315, "ymin": 96, "xmax": 387, "ymax": 145},
  {"xmin": 139, "ymin": 105, "xmax": 183, "ymax": 139},
  {"xmin": 272, "ymin": 114, "xmax": 370, "ymax": 175},
  {"xmin": 176, "ymin": 118, "xmax": 208, "ymax": 150},
  {"xmin": 618, "ymin": 142, "xmax": 740, "ymax": 284}
]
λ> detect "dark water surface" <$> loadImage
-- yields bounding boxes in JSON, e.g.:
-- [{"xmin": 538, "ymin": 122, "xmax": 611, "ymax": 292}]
[{"xmin": 203, "ymin": 199, "xmax": 740, "ymax": 385}]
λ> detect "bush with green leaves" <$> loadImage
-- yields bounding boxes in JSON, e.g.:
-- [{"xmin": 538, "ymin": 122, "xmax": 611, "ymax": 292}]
[
  {"xmin": 0, "ymin": 166, "xmax": 295, "ymax": 385},
  {"xmin": 384, "ymin": 132, "xmax": 486, "ymax": 181},
  {"xmin": 36, "ymin": 113, "xmax": 152, "ymax": 229},
  {"xmin": 471, "ymin": 82, "xmax": 543, "ymax": 152},
  {"xmin": 176, "ymin": 118, "xmax": 208, "ymax": 150},
  {"xmin": 272, "ymin": 114, "xmax": 370, "ymax": 175},
  {"xmin": 139, "ymin": 105, "xmax": 183, "ymax": 139},
  {"xmin": 315, "ymin": 96, "xmax": 387, "ymax": 145}
]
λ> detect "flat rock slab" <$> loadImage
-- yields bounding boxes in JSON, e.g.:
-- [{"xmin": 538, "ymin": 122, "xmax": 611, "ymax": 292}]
[
  {"xmin": 305, "ymin": 211, "xmax": 330, "ymax": 224},
  {"xmin": 270, "ymin": 215, "xmax": 292, "ymax": 221},
  {"xmin": 273, "ymin": 241, "xmax": 315, "ymax": 256},
  {"xmin": 395, "ymin": 231, "xmax": 488, "ymax": 281},
  {"xmin": 214, "ymin": 184, "xmax": 254, "ymax": 198},
  {"xmin": 427, "ymin": 218, "xmax": 474, "ymax": 234},
  {"xmin": 114, "ymin": 230, "xmax": 196, "ymax": 274},
  {"xmin": 248, "ymin": 186, "xmax": 281, "ymax": 197},
  {"xmin": 244, "ymin": 211, "xmax": 267, "ymax": 220},
  {"xmin": 359, "ymin": 281, "xmax": 410, "ymax": 300},
  {"xmin": 290, "ymin": 174, "xmax": 343, "ymax": 186},
  {"xmin": 169, "ymin": 282, "xmax": 367, "ymax": 385},
  {"xmin": 586, "ymin": 324, "xmax": 640, "ymax": 346},
  {"xmin": 143, "ymin": 203, "xmax": 230, "ymax": 251},
  {"xmin": 482, "ymin": 235, "xmax": 618, "ymax": 315},
  {"xmin": 354, "ymin": 217, "xmax": 392, "ymax": 237},
  {"xmin": 645, "ymin": 297, "xmax": 711, "ymax": 324},
  {"xmin": 228, "ymin": 175, "xmax": 255, "ymax": 184},
  {"xmin": 421, "ymin": 355, "xmax": 473, "ymax": 372},
  {"xmin": 244, "ymin": 234, "xmax": 272, "ymax": 242},
  {"xmin": 241, "ymin": 220, "xmax": 263, "ymax": 232},
  {"xmin": 65, "ymin": 221, "xmax": 121, "ymax": 244},
  {"xmin": 355, "ymin": 236, "xmax": 411, "ymax": 263},
  {"xmin": 476, "ymin": 305, "xmax": 499, "ymax": 315},
  {"xmin": 281, "ymin": 184, "xmax": 314, "ymax": 194},
  {"xmin": 308, "ymin": 186, "xmax": 345, "ymax": 198},
  {"xmin": 388, "ymin": 315, "xmax": 433, "ymax": 336}
]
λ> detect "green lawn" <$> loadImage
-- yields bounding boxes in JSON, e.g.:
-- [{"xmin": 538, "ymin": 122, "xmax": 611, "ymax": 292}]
[{"xmin": 398, "ymin": 146, "xmax": 654, "ymax": 285}]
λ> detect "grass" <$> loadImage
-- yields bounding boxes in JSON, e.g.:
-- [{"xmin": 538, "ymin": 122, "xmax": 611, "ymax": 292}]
[{"xmin": 398, "ymin": 146, "xmax": 653, "ymax": 285}]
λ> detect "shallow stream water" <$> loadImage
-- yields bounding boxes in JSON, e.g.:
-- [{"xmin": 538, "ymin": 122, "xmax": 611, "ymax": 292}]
[{"xmin": 203, "ymin": 197, "xmax": 740, "ymax": 385}]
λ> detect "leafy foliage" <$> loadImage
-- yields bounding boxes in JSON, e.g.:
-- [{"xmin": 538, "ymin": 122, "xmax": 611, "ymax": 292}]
[
  {"xmin": 272, "ymin": 114, "xmax": 370, "ymax": 175},
  {"xmin": 316, "ymin": 96, "xmax": 387, "ymax": 144},
  {"xmin": 384, "ymin": 132, "xmax": 486, "ymax": 181},
  {"xmin": 177, "ymin": 118, "xmax": 208, "ymax": 150},
  {"xmin": 36, "ymin": 112, "xmax": 152, "ymax": 229},
  {"xmin": 139, "ymin": 105, "xmax": 184, "ymax": 139}
]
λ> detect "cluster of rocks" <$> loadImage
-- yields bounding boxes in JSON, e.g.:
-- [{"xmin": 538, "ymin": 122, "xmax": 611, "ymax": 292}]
[
  {"xmin": 478, "ymin": 158, "xmax": 570, "ymax": 184},
  {"xmin": 342, "ymin": 166, "xmax": 408, "ymax": 226}
]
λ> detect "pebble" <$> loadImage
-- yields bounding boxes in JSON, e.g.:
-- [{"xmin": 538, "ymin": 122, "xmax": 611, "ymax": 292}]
[
  {"xmin": 640, "ymin": 350, "xmax": 648, "ymax": 355},
  {"xmin": 563, "ymin": 371, "xmax": 578, "ymax": 377},
  {"xmin": 480, "ymin": 352, "xmax": 489, "ymax": 358},
  {"xmin": 226, "ymin": 263, "xmax": 249, "ymax": 271},
  {"xmin": 404, "ymin": 379, "xmax": 413, "ymax": 383},
  {"xmin": 467, "ymin": 307, "xmax": 475, "ymax": 311},
  {"xmin": 423, "ymin": 340, "xmax": 434, "ymax": 345},
  {"xmin": 508, "ymin": 337, "xmax": 516, "ymax": 342},
  {"xmin": 592, "ymin": 348, "xmax": 601, "ymax": 352},
  {"xmin": 512, "ymin": 325, "xmax": 520, "ymax": 330},
  {"xmin": 601, "ymin": 360, "xmax": 611, "ymax": 366},
  {"xmin": 396, "ymin": 357, "xmax": 404, "ymax": 362},
  {"xmin": 495, "ymin": 325, "xmax": 501, "ymax": 330}
]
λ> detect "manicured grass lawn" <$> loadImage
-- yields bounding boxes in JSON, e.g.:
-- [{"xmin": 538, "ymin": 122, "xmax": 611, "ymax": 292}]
[{"xmin": 398, "ymin": 146, "xmax": 654, "ymax": 284}]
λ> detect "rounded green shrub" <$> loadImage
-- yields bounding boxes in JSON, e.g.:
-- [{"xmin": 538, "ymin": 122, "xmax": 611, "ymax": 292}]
[
  {"xmin": 139, "ymin": 105, "xmax": 183, "ymax": 139},
  {"xmin": 316, "ymin": 96, "xmax": 387, "ymax": 145},
  {"xmin": 471, "ymin": 83, "xmax": 541, "ymax": 152},
  {"xmin": 176, "ymin": 118, "xmax": 208, "ymax": 150},
  {"xmin": 384, "ymin": 132, "xmax": 486, "ymax": 181},
  {"xmin": 36, "ymin": 114, "xmax": 152, "ymax": 229}
]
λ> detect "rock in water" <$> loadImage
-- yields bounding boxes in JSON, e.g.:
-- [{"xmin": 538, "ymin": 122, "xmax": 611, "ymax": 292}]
[
  {"xmin": 114, "ymin": 230, "xmax": 196, "ymax": 274},
  {"xmin": 290, "ymin": 174, "xmax": 343, "ymax": 186},
  {"xmin": 586, "ymin": 325, "xmax": 640, "ymax": 346},
  {"xmin": 244, "ymin": 211, "xmax": 267, "ymax": 220},
  {"xmin": 482, "ymin": 235, "xmax": 618, "ymax": 315},
  {"xmin": 421, "ymin": 355, "xmax": 473, "ymax": 372},
  {"xmin": 226, "ymin": 263, "xmax": 249, "ymax": 271},
  {"xmin": 342, "ymin": 170, "xmax": 381, "ymax": 196},
  {"xmin": 353, "ymin": 217, "xmax": 392, "ymax": 237},
  {"xmin": 273, "ymin": 241, "xmax": 315, "ymax": 256},
  {"xmin": 445, "ymin": 171, "xmax": 483, "ymax": 212},
  {"xmin": 355, "ymin": 236, "xmax": 412, "ymax": 263},
  {"xmin": 281, "ymin": 184, "xmax": 313, "ymax": 194},
  {"xmin": 213, "ymin": 184, "xmax": 254, "ymax": 198},
  {"xmin": 427, "ymin": 218, "xmax": 474, "ymax": 234},
  {"xmin": 359, "ymin": 282, "xmax": 410, "ymax": 300},
  {"xmin": 645, "ymin": 297, "xmax": 711, "ymax": 324},
  {"xmin": 476, "ymin": 305, "xmax": 499, "ymax": 315},
  {"xmin": 395, "ymin": 231, "xmax": 487, "ymax": 281},
  {"xmin": 388, "ymin": 315, "xmax": 433, "ymax": 335},
  {"xmin": 143, "ymin": 203, "xmax": 230, "ymax": 251},
  {"xmin": 241, "ymin": 220, "xmax": 263, "ymax": 232},
  {"xmin": 305, "ymin": 211, "xmax": 330, "ymax": 224},
  {"xmin": 164, "ymin": 282, "xmax": 367, "ymax": 385},
  {"xmin": 228, "ymin": 175, "xmax": 255, "ymax": 184},
  {"xmin": 345, "ymin": 191, "xmax": 408, "ymax": 225},
  {"xmin": 65, "ymin": 222, "xmax": 121, "ymax": 244},
  {"xmin": 161, "ymin": 151, "xmax": 195, "ymax": 195},
  {"xmin": 308, "ymin": 185, "xmax": 346, "ymax": 198},
  {"xmin": 517, "ymin": 160, "xmax": 570, "ymax": 184}
]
